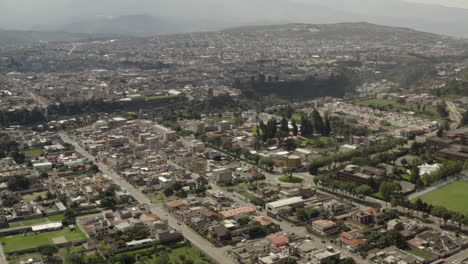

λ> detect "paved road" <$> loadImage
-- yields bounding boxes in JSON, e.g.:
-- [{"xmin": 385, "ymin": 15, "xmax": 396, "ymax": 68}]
[
  {"xmin": 59, "ymin": 132, "xmax": 235, "ymax": 264},
  {"xmin": 445, "ymin": 248, "xmax": 468, "ymax": 264},
  {"xmin": 447, "ymin": 101, "xmax": 462, "ymax": 126},
  {"xmin": 0, "ymin": 244, "xmax": 7, "ymax": 264}
]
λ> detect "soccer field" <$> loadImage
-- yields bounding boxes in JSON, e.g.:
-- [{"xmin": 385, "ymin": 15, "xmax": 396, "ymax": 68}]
[{"xmin": 415, "ymin": 181, "xmax": 468, "ymax": 216}]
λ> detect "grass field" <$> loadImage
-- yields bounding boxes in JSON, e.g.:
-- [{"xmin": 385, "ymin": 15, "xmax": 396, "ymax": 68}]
[
  {"xmin": 5, "ymin": 214, "xmax": 64, "ymax": 229},
  {"xmin": 0, "ymin": 227, "xmax": 86, "ymax": 253},
  {"xmin": 407, "ymin": 248, "xmax": 434, "ymax": 260},
  {"xmin": 278, "ymin": 176, "xmax": 304, "ymax": 183},
  {"xmin": 149, "ymin": 193, "xmax": 178, "ymax": 204},
  {"xmin": 21, "ymin": 149, "xmax": 44, "ymax": 157},
  {"xmin": 415, "ymin": 181, "xmax": 468, "ymax": 215}
]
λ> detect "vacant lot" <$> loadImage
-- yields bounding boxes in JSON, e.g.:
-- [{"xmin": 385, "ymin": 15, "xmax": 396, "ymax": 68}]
[
  {"xmin": 0, "ymin": 227, "xmax": 86, "ymax": 253},
  {"xmin": 415, "ymin": 181, "xmax": 468, "ymax": 215}
]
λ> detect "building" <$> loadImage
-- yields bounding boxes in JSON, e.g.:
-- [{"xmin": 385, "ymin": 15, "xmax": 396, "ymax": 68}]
[
  {"xmin": 418, "ymin": 163, "xmax": 441, "ymax": 176},
  {"xmin": 336, "ymin": 165, "xmax": 386, "ymax": 187},
  {"xmin": 436, "ymin": 145, "xmax": 468, "ymax": 161},
  {"xmin": 266, "ymin": 196, "xmax": 305, "ymax": 216},
  {"xmin": 284, "ymin": 155, "xmax": 301, "ymax": 168},
  {"xmin": 164, "ymin": 131, "xmax": 177, "ymax": 142},
  {"xmin": 310, "ymin": 220, "xmax": 338, "ymax": 236},
  {"xmin": 33, "ymin": 161, "xmax": 53, "ymax": 171},
  {"xmin": 212, "ymin": 168, "xmax": 233, "ymax": 185},
  {"xmin": 258, "ymin": 252, "xmax": 289, "ymax": 264},
  {"xmin": 308, "ymin": 247, "xmax": 340, "ymax": 264},
  {"xmin": 219, "ymin": 205, "xmax": 256, "ymax": 219}
]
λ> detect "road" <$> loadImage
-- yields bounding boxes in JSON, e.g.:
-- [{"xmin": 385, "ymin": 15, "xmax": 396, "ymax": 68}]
[
  {"xmin": 59, "ymin": 132, "xmax": 236, "ymax": 264},
  {"xmin": 445, "ymin": 248, "xmax": 468, "ymax": 264},
  {"xmin": 0, "ymin": 244, "xmax": 7, "ymax": 264},
  {"xmin": 447, "ymin": 101, "xmax": 462, "ymax": 126}
]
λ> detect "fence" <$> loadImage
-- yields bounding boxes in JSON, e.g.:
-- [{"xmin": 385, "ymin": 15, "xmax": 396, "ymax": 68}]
[{"xmin": 407, "ymin": 176, "xmax": 458, "ymax": 201}]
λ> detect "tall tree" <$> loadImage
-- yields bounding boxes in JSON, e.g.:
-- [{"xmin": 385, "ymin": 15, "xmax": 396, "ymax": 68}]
[
  {"xmin": 323, "ymin": 116, "xmax": 331, "ymax": 136},
  {"xmin": 292, "ymin": 119, "xmax": 299, "ymax": 136},
  {"xmin": 312, "ymin": 109, "xmax": 324, "ymax": 135}
]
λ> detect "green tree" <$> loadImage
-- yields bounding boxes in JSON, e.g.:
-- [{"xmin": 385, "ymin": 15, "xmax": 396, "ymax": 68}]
[
  {"xmin": 431, "ymin": 206, "xmax": 449, "ymax": 225},
  {"xmin": 379, "ymin": 182, "xmax": 401, "ymax": 206},
  {"xmin": 312, "ymin": 109, "xmax": 324, "ymax": 135},
  {"xmin": 259, "ymin": 157, "xmax": 275, "ymax": 172},
  {"xmin": 8, "ymin": 175, "xmax": 31, "ymax": 191},
  {"xmin": 292, "ymin": 119, "xmax": 299, "ymax": 136},
  {"xmin": 284, "ymin": 138, "xmax": 297, "ymax": 151}
]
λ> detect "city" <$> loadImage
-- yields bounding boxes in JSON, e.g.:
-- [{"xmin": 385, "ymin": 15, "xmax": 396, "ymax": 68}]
[{"xmin": 0, "ymin": 3, "xmax": 468, "ymax": 264}]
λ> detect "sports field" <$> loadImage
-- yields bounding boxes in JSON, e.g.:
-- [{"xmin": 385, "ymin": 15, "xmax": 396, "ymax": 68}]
[{"xmin": 415, "ymin": 181, "xmax": 468, "ymax": 215}]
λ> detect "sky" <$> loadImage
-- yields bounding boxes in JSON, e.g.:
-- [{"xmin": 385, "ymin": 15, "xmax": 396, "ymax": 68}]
[
  {"xmin": 0, "ymin": 0, "xmax": 467, "ymax": 36},
  {"xmin": 405, "ymin": 0, "xmax": 468, "ymax": 8}
]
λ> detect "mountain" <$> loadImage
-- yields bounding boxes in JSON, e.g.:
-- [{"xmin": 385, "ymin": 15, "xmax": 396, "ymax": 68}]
[
  {"xmin": 0, "ymin": 29, "xmax": 98, "ymax": 45},
  {"xmin": 19, "ymin": 0, "xmax": 468, "ymax": 38},
  {"xmin": 224, "ymin": 22, "xmax": 447, "ymax": 43}
]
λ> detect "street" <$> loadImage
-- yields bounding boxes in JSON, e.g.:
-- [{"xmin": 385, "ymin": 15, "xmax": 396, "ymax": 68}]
[{"xmin": 59, "ymin": 132, "xmax": 236, "ymax": 264}]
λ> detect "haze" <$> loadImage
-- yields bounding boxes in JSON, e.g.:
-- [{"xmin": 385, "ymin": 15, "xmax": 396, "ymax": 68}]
[{"xmin": 1, "ymin": 0, "xmax": 467, "ymax": 37}]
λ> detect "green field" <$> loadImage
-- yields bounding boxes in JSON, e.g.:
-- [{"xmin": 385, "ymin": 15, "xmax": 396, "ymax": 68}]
[
  {"xmin": 415, "ymin": 181, "xmax": 468, "ymax": 215},
  {"xmin": 278, "ymin": 176, "xmax": 304, "ymax": 183},
  {"xmin": 0, "ymin": 227, "xmax": 86, "ymax": 253},
  {"xmin": 145, "ymin": 95, "xmax": 176, "ymax": 100},
  {"xmin": 20, "ymin": 149, "xmax": 44, "ymax": 157},
  {"xmin": 5, "ymin": 214, "xmax": 64, "ymax": 229},
  {"xmin": 407, "ymin": 248, "xmax": 434, "ymax": 260}
]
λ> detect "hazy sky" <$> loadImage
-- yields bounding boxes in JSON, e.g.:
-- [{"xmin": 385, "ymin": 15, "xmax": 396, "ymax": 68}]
[
  {"xmin": 405, "ymin": 0, "xmax": 468, "ymax": 8},
  {"xmin": 0, "ymin": 0, "xmax": 467, "ymax": 32}
]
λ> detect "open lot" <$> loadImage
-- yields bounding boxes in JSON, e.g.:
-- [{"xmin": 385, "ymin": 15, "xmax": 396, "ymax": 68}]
[
  {"xmin": 415, "ymin": 181, "xmax": 468, "ymax": 215},
  {"xmin": 0, "ymin": 227, "xmax": 86, "ymax": 253}
]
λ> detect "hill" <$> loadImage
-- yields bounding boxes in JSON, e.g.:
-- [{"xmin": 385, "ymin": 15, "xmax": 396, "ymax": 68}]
[
  {"xmin": 0, "ymin": 29, "xmax": 97, "ymax": 45},
  {"xmin": 224, "ymin": 22, "xmax": 448, "ymax": 43}
]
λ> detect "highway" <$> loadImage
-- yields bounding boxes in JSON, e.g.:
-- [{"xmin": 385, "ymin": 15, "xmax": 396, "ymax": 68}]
[{"xmin": 59, "ymin": 132, "xmax": 236, "ymax": 264}]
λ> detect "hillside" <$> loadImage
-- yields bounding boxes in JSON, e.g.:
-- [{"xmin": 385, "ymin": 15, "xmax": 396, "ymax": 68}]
[
  {"xmin": 0, "ymin": 29, "xmax": 97, "ymax": 45},
  {"xmin": 224, "ymin": 22, "xmax": 449, "ymax": 43}
]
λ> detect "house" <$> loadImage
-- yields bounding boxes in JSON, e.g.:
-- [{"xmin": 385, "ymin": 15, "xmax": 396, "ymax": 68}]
[
  {"xmin": 258, "ymin": 252, "xmax": 290, "ymax": 264},
  {"xmin": 219, "ymin": 205, "xmax": 256, "ymax": 219},
  {"xmin": 310, "ymin": 220, "xmax": 338, "ymax": 236},
  {"xmin": 338, "ymin": 232, "xmax": 367, "ymax": 251},
  {"xmin": 209, "ymin": 224, "xmax": 230, "ymax": 241},
  {"xmin": 307, "ymin": 247, "xmax": 340, "ymax": 264},
  {"xmin": 266, "ymin": 234, "xmax": 289, "ymax": 251}
]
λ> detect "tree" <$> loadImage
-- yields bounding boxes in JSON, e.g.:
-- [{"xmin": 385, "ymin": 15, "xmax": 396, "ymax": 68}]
[
  {"xmin": 259, "ymin": 157, "xmax": 275, "ymax": 172},
  {"xmin": 355, "ymin": 185, "xmax": 373, "ymax": 198},
  {"xmin": 462, "ymin": 110, "xmax": 468, "ymax": 126},
  {"xmin": 431, "ymin": 206, "xmax": 449, "ymax": 225},
  {"xmin": 295, "ymin": 208, "xmax": 307, "ymax": 222},
  {"xmin": 284, "ymin": 138, "xmax": 297, "ymax": 151},
  {"xmin": 379, "ymin": 182, "xmax": 401, "ymax": 206},
  {"xmin": 8, "ymin": 151, "xmax": 25, "ymax": 164},
  {"xmin": 312, "ymin": 109, "xmax": 325, "ymax": 135},
  {"xmin": 38, "ymin": 245, "xmax": 59, "ymax": 258},
  {"xmin": 8, "ymin": 175, "xmax": 31, "ymax": 191},
  {"xmin": 436, "ymin": 102, "xmax": 449, "ymax": 117},
  {"xmin": 410, "ymin": 165, "xmax": 420, "ymax": 184},
  {"xmin": 323, "ymin": 116, "xmax": 331, "ymax": 136},
  {"xmin": 163, "ymin": 188, "xmax": 174, "ymax": 197},
  {"xmin": 292, "ymin": 119, "xmax": 299, "ymax": 136}
]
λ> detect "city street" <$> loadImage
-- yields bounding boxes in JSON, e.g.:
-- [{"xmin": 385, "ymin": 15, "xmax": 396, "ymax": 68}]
[{"xmin": 59, "ymin": 132, "xmax": 236, "ymax": 264}]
